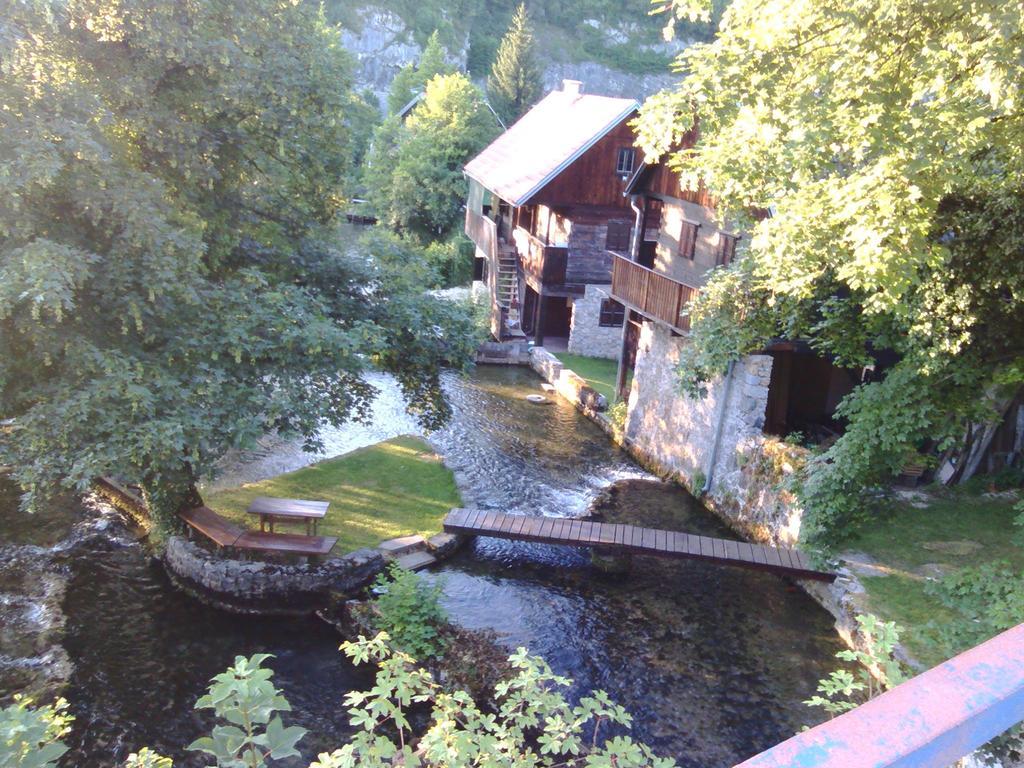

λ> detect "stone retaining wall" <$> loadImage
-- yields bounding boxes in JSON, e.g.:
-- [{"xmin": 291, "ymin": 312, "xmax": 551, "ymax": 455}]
[
  {"xmin": 529, "ymin": 347, "xmax": 607, "ymax": 413},
  {"xmin": 163, "ymin": 536, "xmax": 386, "ymax": 615}
]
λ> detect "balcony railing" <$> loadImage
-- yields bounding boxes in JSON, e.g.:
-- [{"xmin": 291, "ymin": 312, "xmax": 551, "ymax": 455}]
[
  {"xmin": 610, "ymin": 253, "xmax": 698, "ymax": 333},
  {"xmin": 465, "ymin": 208, "xmax": 497, "ymax": 262},
  {"xmin": 513, "ymin": 227, "xmax": 568, "ymax": 286}
]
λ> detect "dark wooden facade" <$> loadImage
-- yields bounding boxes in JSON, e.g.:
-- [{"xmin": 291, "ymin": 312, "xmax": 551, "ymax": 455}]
[{"xmin": 529, "ymin": 118, "xmax": 640, "ymax": 209}]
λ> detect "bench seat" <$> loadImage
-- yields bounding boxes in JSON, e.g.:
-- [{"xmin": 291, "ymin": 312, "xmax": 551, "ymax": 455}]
[
  {"xmin": 234, "ymin": 530, "xmax": 338, "ymax": 556},
  {"xmin": 180, "ymin": 506, "xmax": 245, "ymax": 547}
]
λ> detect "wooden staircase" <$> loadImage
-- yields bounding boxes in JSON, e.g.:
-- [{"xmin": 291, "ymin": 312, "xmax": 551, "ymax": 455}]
[{"xmin": 495, "ymin": 241, "xmax": 519, "ymax": 309}]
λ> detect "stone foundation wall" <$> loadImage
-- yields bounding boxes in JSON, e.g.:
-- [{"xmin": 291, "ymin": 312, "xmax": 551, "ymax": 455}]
[
  {"xmin": 622, "ymin": 321, "xmax": 801, "ymax": 543},
  {"xmin": 529, "ymin": 347, "xmax": 607, "ymax": 413},
  {"xmin": 567, "ymin": 284, "xmax": 623, "ymax": 360},
  {"xmin": 164, "ymin": 537, "xmax": 385, "ymax": 615}
]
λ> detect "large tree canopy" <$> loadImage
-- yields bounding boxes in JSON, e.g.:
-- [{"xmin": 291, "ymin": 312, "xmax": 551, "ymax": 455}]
[
  {"xmin": 366, "ymin": 72, "xmax": 500, "ymax": 240},
  {"xmin": 0, "ymin": 0, "xmax": 482, "ymax": 523},
  {"xmin": 638, "ymin": 0, "xmax": 1024, "ymax": 546}
]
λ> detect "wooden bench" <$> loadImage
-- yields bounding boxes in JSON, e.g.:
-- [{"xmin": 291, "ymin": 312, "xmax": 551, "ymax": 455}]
[
  {"xmin": 235, "ymin": 530, "xmax": 338, "ymax": 556},
  {"xmin": 180, "ymin": 506, "xmax": 245, "ymax": 547},
  {"xmin": 179, "ymin": 507, "xmax": 337, "ymax": 556}
]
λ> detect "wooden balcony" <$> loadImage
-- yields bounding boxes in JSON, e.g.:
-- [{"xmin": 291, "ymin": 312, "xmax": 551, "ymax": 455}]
[
  {"xmin": 465, "ymin": 208, "xmax": 497, "ymax": 261},
  {"xmin": 513, "ymin": 227, "xmax": 568, "ymax": 287},
  {"xmin": 610, "ymin": 253, "xmax": 699, "ymax": 333}
]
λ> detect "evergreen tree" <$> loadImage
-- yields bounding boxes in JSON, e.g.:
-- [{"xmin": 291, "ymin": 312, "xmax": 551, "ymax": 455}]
[
  {"xmin": 387, "ymin": 30, "xmax": 452, "ymax": 115},
  {"xmin": 486, "ymin": 4, "xmax": 542, "ymax": 124}
]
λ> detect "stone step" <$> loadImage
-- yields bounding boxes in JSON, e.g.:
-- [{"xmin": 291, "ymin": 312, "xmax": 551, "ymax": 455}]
[
  {"xmin": 378, "ymin": 534, "xmax": 427, "ymax": 557},
  {"xmin": 394, "ymin": 550, "xmax": 437, "ymax": 571}
]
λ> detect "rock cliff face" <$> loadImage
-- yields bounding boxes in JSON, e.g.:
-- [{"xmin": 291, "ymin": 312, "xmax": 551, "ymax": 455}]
[{"xmin": 340, "ymin": 6, "xmax": 681, "ymax": 108}]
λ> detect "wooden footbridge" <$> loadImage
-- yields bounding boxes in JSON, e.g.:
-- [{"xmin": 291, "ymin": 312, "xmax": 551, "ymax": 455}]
[{"xmin": 443, "ymin": 509, "xmax": 835, "ymax": 582}]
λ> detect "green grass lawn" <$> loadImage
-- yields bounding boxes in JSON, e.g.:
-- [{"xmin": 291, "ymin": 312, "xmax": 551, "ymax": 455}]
[
  {"xmin": 204, "ymin": 436, "xmax": 461, "ymax": 553},
  {"xmin": 553, "ymin": 353, "xmax": 627, "ymax": 401},
  {"xmin": 844, "ymin": 491, "xmax": 1023, "ymax": 666}
]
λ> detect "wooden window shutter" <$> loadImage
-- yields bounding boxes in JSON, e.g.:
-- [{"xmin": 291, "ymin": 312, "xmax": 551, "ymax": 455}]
[
  {"xmin": 678, "ymin": 220, "xmax": 698, "ymax": 260},
  {"xmin": 718, "ymin": 233, "xmax": 739, "ymax": 266},
  {"xmin": 605, "ymin": 221, "xmax": 632, "ymax": 252}
]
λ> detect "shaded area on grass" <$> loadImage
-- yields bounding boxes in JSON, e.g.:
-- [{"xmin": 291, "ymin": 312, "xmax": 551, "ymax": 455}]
[
  {"xmin": 845, "ymin": 490, "xmax": 1023, "ymax": 667},
  {"xmin": 205, "ymin": 436, "xmax": 461, "ymax": 553},
  {"xmin": 553, "ymin": 353, "xmax": 627, "ymax": 402}
]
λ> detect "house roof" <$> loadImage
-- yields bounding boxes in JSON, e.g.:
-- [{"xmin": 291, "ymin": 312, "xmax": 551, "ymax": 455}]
[{"xmin": 464, "ymin": 85, "xmax": 638, "ymax": 207}]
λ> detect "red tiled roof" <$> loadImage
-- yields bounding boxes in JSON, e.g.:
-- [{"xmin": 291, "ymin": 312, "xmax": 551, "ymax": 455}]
[{"xmin": 465, "ymin": 86, "xmax": 638, "ymax": 207}]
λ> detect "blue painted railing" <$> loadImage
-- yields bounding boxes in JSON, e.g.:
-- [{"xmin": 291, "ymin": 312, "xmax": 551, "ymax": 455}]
[{"xmin": 736, "ymin": 623, "xmax": 1024, "ymax": 767}]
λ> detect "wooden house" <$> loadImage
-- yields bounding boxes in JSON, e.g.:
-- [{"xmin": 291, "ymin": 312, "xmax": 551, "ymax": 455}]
[
  {"xmin": 463, "ymin": 80, "xmax": 639, "ymax": 356},
  {"xmin": 613, "ymin": 153, "xmax": 863, "ymax": 444}
]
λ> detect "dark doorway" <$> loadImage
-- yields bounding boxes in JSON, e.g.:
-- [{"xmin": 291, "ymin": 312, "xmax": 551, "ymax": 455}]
[
  {"xmin": 763, "ymin": 350, "xmax": 859, "ymax": 444},
  {"xmin": 541, "ymin": 296, "xmax": 571, "ymax": 338}
]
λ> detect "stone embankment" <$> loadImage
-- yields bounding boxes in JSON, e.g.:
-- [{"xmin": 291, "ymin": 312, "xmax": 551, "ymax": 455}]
[
  {"xmin": 95, "ymin": 477, "xmax": 474, "ymax": 615},
  {"xmin": 529, "ymin": 347, "xmax": 607, "ymax": 413}
]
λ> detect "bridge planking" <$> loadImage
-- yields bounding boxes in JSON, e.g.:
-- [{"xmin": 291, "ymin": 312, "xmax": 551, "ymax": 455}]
[{"xmin": 443, "ymin": 509, "xmax": 835, "ymax": 582}]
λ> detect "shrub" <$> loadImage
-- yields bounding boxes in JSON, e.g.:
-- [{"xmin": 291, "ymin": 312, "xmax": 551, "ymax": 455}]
[
  {"xmin": 805, "ymin": 614, "xmax": 905, "ymax": 718},
  {"xmin": 371, "ymin": 563, "xmax": 448, "ymax": 660},
  {"xmin": 4, "ymin": 642, "xmax": 674, "ymax": 768},
  {"xmin": 0, "ymin": 696, "xmax": 72, "ymax": 768}
]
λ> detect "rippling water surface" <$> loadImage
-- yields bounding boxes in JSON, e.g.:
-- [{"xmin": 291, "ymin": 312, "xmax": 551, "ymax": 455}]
[{"xmin": 0, "ymin": 365, "xmax": 842, "ymax": 767}]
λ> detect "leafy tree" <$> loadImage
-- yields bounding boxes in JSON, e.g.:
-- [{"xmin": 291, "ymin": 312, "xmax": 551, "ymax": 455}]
[
  {"xmin": 486, "ymin": 4, "xmax": 542, "ymax": 124},
  {"xmin": 368, "ymin": 73, "xmax": 500, "ymax": 240},
  {"xmin": 637, "ymin": 0, "xmax": 1024, "ymax": 547},
  {"xmin": 386, "ymin": 31, "xmax": 453, "ymax": 116},
  {"xmin": 0, "ymin": 0, "xmax": 480, "ymax": 530}
]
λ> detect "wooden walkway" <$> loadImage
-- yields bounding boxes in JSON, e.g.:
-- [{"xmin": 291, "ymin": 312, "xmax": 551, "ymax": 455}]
[{"xmin": 443, "ymin": 509, "xmax": 835, "ymax": 582}]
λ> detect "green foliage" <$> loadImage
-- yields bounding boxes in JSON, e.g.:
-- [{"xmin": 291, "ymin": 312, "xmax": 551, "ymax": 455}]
[
  {"xmin": 638, "ymin": 0, "xmax": 1024, "ymax": 547},
  {"xmin": 324, "ymin": 632, "xmax": 676, "ymax": 768},
  {"xmin": 123, "ymin": 748, "xmax": 173, "ymax": 768},
  {"xmin": 6, "ymin": 639, "xmax": 672, "ymax": 768},
  {"xmin": 387, "ymin": 31, "xmax": 453, "ymax": 116},
  {"xmin": 372, "ymin": 564, "xmax": 448, "ymax": 660},
  {"xmin": 486, "ymin": 4, "xmax": 541, "ymax": 125},
  {"xmin": 805, "ymin": 615, "xmax": 905, "ymax": 718},
  {"xmin": 366, "ymin": 73, "xmax": 500, "ymax": 240},
  {"xmin": 607, "ymin": 401, "xmax": 628, "ymax": 433},
  {"xmin": 189, "ymin": 654, "xmax": 306, "ymax": 768},
  {"xmin": 925, "ymin": 563, "xmax": 1024, "ymax": 658},
  {"xmin": 0, "ymin": 0, "xmax": 482, "ymax": 527},
  {"xmin": 0, "ymin": 696, "xmax": 71, "ymax": 768}
]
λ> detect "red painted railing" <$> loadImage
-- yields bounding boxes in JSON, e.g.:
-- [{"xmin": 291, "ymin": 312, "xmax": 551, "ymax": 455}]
[
  {"xmin": 736, "ymin": 622, "xmax": 1024, "ymax": 767},
  {"xmin": 610, "ymin": 253, "xmax": 699, "ymax": 333}
]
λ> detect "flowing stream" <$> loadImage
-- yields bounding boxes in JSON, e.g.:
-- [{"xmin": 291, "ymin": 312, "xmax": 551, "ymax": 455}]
[{"xmin": 0, "ymin": 365, "xmax": 843, "ymax": 767}]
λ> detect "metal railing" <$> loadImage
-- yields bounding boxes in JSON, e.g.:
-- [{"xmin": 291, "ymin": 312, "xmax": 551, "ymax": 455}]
[
  {"xmin": 737, "ymin": 621, "xmax": 1024, "ymax": 767},
  {"xmin": 609, "ymin": 253, "xmax": 698, "ymax": 333}
]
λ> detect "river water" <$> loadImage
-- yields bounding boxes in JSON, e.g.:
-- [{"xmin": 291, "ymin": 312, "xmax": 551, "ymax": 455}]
[{"xmin": 0, "ymin": 365, "xmax": 843, "ymax": 767}]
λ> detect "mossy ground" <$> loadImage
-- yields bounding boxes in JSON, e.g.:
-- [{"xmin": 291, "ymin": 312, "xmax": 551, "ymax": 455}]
[
  {"xmin": 844, "ymin": 489, "xmax": 1023, "ymax": 666},
  {"xmin": 205, "ymin": 436, "xmax": 461, "ymax": 553}
]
